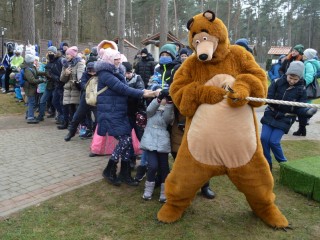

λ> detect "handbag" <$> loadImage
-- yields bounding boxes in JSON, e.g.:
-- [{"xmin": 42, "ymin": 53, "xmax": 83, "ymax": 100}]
[{"xmin": 306, "ymin": 66, "xmax": 320, "ymax": 100}]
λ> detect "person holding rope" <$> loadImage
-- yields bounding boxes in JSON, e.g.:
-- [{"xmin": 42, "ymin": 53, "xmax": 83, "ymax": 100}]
[{"xmin": 260, "ymin": 61, "xmax": 318, "ymax": 171}]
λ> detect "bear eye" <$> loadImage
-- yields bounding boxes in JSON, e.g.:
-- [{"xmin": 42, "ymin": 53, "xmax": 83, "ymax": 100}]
[
  {"xmin": 195, "ymin": 40, "xmax": 200, "ymax": 44},
  {"xmin": 203, "ymin": 37, "xmax": 208, "ymax": 40}
]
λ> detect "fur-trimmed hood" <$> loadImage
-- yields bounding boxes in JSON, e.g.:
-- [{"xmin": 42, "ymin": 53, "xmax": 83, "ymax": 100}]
[{"xmin": 94, "ymin": 60, "xmax": 125, "ymax": 75}]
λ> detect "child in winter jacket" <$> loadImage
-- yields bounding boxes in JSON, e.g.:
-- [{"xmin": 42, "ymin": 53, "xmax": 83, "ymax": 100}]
[{"xmin": 139, "ymin": 88, "xmax": 174, "ymax": 202}]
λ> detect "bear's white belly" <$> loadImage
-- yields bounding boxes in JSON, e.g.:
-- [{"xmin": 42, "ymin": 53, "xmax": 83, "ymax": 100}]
[{"xmin": 187, "ymin": 95, "xmax": 257, "ymax": 168}]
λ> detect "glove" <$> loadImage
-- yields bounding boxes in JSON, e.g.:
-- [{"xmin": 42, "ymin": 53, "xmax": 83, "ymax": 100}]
[
  {"xmin": 157, "ymin": 89, "xmax": 169, "ymax": 101},
  {"xmin": 166, "ymin": 95, "xmax": 172, "ymax": 103}
]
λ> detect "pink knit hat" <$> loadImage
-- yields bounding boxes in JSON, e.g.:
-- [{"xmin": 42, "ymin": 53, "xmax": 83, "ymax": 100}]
[{"xmin": 66, "ymin": 46, "xmax": 78, "ymax": 57}]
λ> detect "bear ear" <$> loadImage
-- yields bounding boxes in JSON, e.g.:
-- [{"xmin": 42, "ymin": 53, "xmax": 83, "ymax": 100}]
[
  {"xmin": 203, "ymin": 10, "xmax": 216, "ymax": 22},
  {"xmin": 187, "ymin": 18, "xmax": 194, "ymax": 30}
]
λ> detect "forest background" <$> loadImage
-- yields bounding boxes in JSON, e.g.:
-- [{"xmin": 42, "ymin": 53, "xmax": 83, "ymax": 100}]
[{"xmin": 0, "ymin": 0, "xmax": 320, "ymax": 65}]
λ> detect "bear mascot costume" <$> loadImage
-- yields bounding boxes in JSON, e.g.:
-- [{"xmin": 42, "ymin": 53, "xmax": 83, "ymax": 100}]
[{"xmin": 157, "ymin": 10, "xmax": 289, "ymax": 229}]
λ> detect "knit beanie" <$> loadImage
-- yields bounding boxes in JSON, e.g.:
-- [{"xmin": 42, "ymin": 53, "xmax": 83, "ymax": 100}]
[
  {"xmin": 286, "ymin": 61, "xmax": 304, "ymax": 78},
  {"xmin": 293, "ymin": 44, "xmax": 304, "ymax": 55},
  {"xmin": 179, "ymin": 48, "xmax": 190, "ymax": 56},
  {"xmin": 91, "ymin": 47, "xmax": 98, "ymax": 56},
  {"xmin": 25, "ymin": 54, "xmax": 35, "ymax": 63},
  {"xmin": 86, "ymin": 61, "xmax": 95, "ymax": 72},
  {"xmin": 159, "ymin": 44, "xmax": 177, "ymax": 59},
  {"xmin": 84, "ymin": 48, "xmax": 90, "ymax": 55},
  {"xmin": 141, "ymin": 48, "xmax": 148, "ymax": 55},
  {"xmin": 47, "ymin": 46, "xmax": 57, "ymax": 54},
  {"xmin": 66, "ymin": 46, "xmax": 78, "ymax": 57},
  {"xmin": 303, "ymin": 48, "xmax": 317, "ymax": 60},
  {"xmin": 100, "ymin": 48, "xmax": 119, "ymax": 64},
  {"xmin": 235, "ymin": 38, "xmax": 252, "ymax": 53},
  {"xmin": 122, "ymin": 62, "xmax": 133, "ymax": 72}
]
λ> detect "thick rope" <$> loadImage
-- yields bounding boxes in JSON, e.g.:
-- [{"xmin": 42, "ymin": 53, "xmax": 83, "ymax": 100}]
[
  {"xmin": 245, "ymin": 97, "xmax": 320, "ymax": 109},
  {"xmin": 223, "ymin": 96, "xmax": 320, "ymax": 109}
]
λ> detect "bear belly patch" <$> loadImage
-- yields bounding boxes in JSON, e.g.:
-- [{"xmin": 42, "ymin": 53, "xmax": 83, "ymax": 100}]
[{"xmin": 187, "ymin": 100, "xmax": 257, "ymax": 168}]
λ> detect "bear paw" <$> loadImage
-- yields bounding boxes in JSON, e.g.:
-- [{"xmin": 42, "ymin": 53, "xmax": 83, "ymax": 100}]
[{"xmin": 157, "ymin": 203, "xmax": 185, "ymax": 223}]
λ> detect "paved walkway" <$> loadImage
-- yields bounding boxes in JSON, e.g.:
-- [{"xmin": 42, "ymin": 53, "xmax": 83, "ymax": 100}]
[{"xmin": 0, "ymin": 106, "xmax": 319, "ymax": 218}]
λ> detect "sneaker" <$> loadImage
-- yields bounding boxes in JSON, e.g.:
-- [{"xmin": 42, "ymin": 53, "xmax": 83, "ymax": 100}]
[
  {"xmin": 79, "ymin": 126, "xmax": 86, "ymax": 136},
  {"xmin": 27, "ymin": 118, "xmax": 39, "ymax": 124},
  {"xmin": 80, "ymin": 129, "xmax": 93, "ymax": 139}
]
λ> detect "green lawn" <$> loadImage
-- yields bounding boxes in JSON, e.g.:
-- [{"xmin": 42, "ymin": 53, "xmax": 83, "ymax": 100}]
[{"xmin": 0, "ymin": 91, "xmax": 319, "ymax": 240}]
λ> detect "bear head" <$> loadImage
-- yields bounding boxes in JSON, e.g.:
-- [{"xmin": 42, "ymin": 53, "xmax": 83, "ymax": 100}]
[{"xmin": 187, "ymin": 10, "xmax": 230, "ymax": 63}]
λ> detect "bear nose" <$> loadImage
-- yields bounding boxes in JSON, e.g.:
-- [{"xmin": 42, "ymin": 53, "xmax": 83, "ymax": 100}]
[{"xmin": 199, "ymin": 54, "xmax": 208, "ymax": 61}]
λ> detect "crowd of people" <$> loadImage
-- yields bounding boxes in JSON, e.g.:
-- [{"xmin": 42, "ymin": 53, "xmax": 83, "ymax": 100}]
[{"xmin": 0, "ymin": 39, "xmax": 318, "ymax": 200}]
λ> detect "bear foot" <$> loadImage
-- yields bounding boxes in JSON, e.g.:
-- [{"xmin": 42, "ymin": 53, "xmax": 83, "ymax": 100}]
[
  {"xmin": 255, "ymin": 204, "xmax": 289, "ymax": 228},
  {"xmin": 157, "ymin": 203, "xmax": 184, "ymax": 223}
]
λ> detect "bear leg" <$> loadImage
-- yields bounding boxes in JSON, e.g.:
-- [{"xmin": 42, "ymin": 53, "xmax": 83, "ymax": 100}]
[
  {"xmin": 227, "ymin": 151, "xmax": 288, "ymax": 228},
  {"xmin": 157, "ymin": 147, "xmax": 225, "ymax": 223}
]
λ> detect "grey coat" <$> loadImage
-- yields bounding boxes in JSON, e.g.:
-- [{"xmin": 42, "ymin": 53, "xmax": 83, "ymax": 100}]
[
  {"xmin": 139, "ymin": 98, "xmax": 174, "ymax": 153},
  {"xmin": 60, "ymin": 60, "xmax": 85, "ymax": 105}
]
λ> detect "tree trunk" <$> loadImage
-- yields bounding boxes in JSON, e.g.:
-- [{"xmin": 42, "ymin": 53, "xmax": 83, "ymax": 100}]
[
  {"xmin": 70, "ymin": 0, "xmax": 79, "ymax": 45},
  {"xmin": 160, "ymin": 0, "xmax": 168, "ymax": 48},
  {"xmin": 118, "ymin": 0, "xmax": 125, "ymax": 53},
  {"xmin": 173, "ymin": 0, "xmax": 178, "ymax": 38},
  {"xmin": 21, "ymin": 0, "xmax": 35, "ymax": 44},
  {"xmin": 52, "ymin": 0, "xmax": 64, "ymax": 47}
]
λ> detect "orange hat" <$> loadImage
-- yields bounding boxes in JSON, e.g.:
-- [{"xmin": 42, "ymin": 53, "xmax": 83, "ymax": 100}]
[{"xmin": 84, "ymin": 48, "xmax": 90, "ymax": 54}]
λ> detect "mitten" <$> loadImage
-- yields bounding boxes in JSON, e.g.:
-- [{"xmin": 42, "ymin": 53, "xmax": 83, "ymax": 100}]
[{"xmin": 157, "ymin": 89, "xmax": 169, "ymax": 101}]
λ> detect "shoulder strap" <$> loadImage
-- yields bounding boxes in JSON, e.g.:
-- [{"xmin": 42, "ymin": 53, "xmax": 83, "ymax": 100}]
[{"xmin": 97, "ymin": 86, "xmax": 108, "ymax": 95}]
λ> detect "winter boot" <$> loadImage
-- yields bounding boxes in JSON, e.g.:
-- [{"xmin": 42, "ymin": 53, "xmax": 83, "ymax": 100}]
[
  {"xmin": 293, "ymin": 125, "xmax": 306, "ymax": 136},
  {"xmin": 130, "ymin": 155, "xmax": 137, "ymax": 170},
  {"xmin": 102, "ymin": 159, "xmax": 121, "ymax": 186},
  {"xmin": 142, "ymin": 181, "xmax": 155, "ymax": 200},
  {"xmin": 201, "ymin": 182, "xmax": 215, "ymax": 199},
  {"xmin": 119, "ymin": 161, "xmax": 139, "ymax": 186},
  {"xmin": 159, "ymin": 183, "xmax": 166, "ymax": 203},
  {"xmin": 64, "ymin": 127, "xmax": 77, "ymax": 141},
  {"xmin": 134, "ymin": 165, "xmax": 147, "ymax": 182}
]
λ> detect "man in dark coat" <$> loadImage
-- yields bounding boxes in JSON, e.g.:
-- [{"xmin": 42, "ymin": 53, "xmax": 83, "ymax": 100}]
[{"xmin": 135, "ymin": 48, "xmax": 156, "ymax": 87}]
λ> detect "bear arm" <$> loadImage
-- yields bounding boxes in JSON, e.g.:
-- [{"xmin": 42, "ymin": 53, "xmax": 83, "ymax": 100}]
[{"xmin": 227, "ymin": 74, "xmax": 267, "ymax": 108}]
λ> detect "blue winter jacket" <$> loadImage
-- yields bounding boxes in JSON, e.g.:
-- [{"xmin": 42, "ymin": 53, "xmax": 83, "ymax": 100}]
[
  {"xmin": 95, "ymin": 61, "xmax": 144, "ymax": 136},
  {"xmin": 260, "ymin": 75, "xmax": 309, "ymax": 133}
]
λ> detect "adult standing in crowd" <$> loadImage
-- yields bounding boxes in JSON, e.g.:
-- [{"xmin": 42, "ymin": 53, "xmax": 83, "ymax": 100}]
[
  {"xmin": 22, "ymin": 54, "xmax": 46, "ymax": 123},
  {"xmin": 37, "ymin": 46, "xmax": 62, "ymax": 121},
  {"xmin": 64, "ymin": 61, "xmax": 97, "ymax": 141},
  {"xmin": 279, "ymin": 44, "xmax": 304, "ymax": 76},
  {"xmin": 293, "ymin": 48, "xmax": 320, "ymax": 136},
  {"xmin": 59, "ymin": 46, "xmax": 85, "ymax": 130},
  {"xmin": 95, "ymin": 47, "xmax": 154, "ymax": 187},
  {"xmin": 135, "ymin": 48, "xmax": 156, "ymax": 87}
]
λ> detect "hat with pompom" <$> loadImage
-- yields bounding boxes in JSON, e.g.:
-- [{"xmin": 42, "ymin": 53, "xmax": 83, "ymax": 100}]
[
  {"xmin": 97, "ymin": 40, "xmax": 118, "ymax": 57},
  {"xmin": 66, "ymin": 46, "xmax": 78, "ymax": 57}
]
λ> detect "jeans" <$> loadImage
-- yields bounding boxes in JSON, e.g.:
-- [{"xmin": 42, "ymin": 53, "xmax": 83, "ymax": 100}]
[
  {"xmin": 27, "ymin": 96, "xmax": 36, "ymax": 119},
  {"xmin": 260, "ymin": 124, "xmax": 287, "ymax": 170},
  {"xmin": 145, "ymin": 150, "xmax": 169, "ymax": 183},
  {"xmin": 52, "ymin": 87, "xmax": 64, "ymax": 121},
  {"xmin": 1, "ymin": 74, "xmax": 5, "ymax": 89},
  {"xmin": 14, "ymin": 87, "xmax": 22, "ymax": 100},
  {"xmin": 38, "ymin": 89, "xmax": 53, "ymax": 118}
]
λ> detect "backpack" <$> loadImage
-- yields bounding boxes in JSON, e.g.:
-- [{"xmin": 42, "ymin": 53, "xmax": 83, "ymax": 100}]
[
  {"xmin": 19, "ymin": 67, "xmax": 35, "ymax": 87},
  {"xmin": 85, "ymin": 76, "xmax": 108, "ymax": 106}
]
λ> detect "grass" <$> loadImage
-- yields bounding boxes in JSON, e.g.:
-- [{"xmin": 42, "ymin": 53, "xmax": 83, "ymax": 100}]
[
  {"xmin": 0, "ymin": 90, "xmax": 319, "ymax": 240},
  {"xmin": 0, "ymin": 92, "xmax": 26, "ymax": 115}
]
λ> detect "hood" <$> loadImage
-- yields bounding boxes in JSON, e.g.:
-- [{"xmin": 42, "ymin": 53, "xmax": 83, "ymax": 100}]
[{"xmin": 94, "ymin": 60, "xmax": 125, "ymax": 75}]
